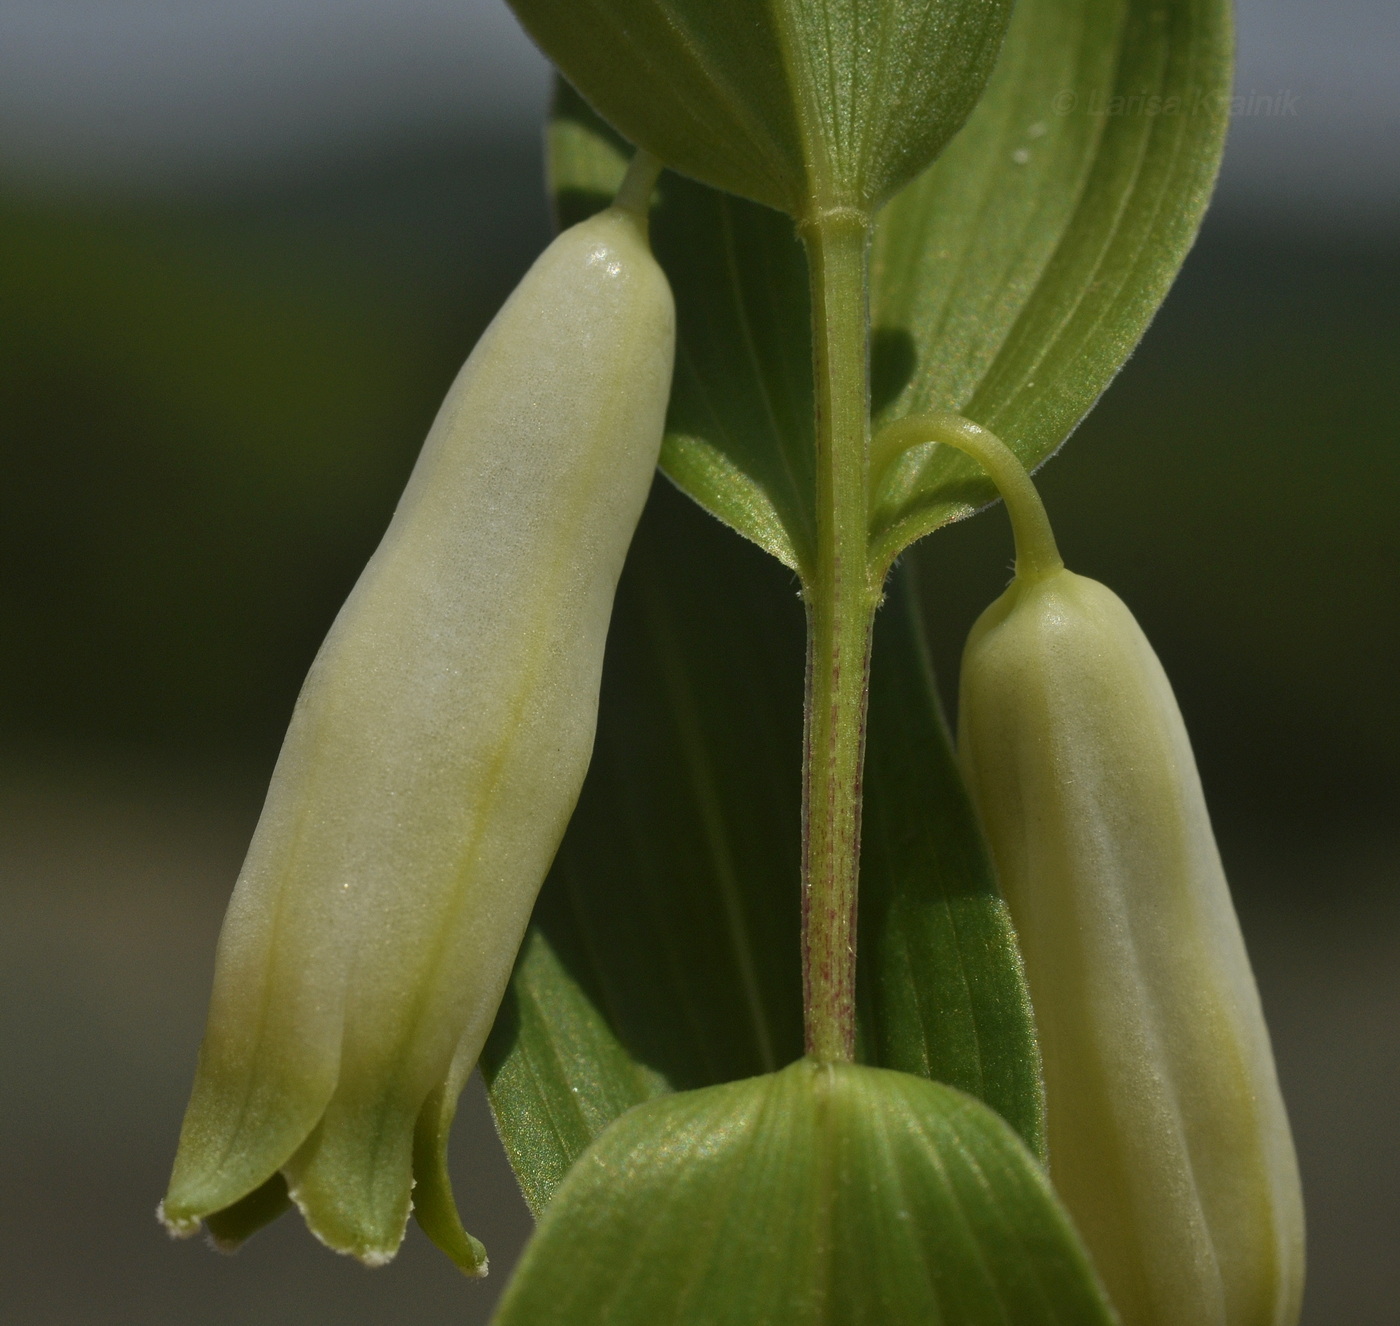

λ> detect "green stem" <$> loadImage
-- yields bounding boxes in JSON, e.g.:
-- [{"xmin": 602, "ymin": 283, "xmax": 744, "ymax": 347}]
[
  {"xmin": 611, "ymin": 151, "xmax": 665, "ymax": 230},
  {"xmin": 799, "ymin": 208, "xmax": 878, "ymax": 1063},
  {"xmin": 872, "ymin": 413, "xmax": 1064, "ymax": 581}
]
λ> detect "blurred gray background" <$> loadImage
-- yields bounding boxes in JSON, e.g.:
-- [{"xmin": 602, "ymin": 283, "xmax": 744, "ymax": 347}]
[{"xmin": 0, "ymin": 1, "xmax": 1395, "ymax": 1322}]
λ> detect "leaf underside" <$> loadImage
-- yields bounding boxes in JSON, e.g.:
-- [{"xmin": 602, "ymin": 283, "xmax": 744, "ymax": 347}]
[
  {"xmin": 508, "ymin": 0, "xmax": 1013, "ymax": 217},
  {"xmin": 481, "ymin": 479, "xmax": 807, "ymax": 1213},
  {"xmin": 491, "ymin": 1060, "xmax": 1116, "ymax": 1326},
  {"xmin": 858, "ymin": 563, "xmax": 1044, "ymax": 1160},
  {"xmin": 483, "ymin": 479, "xmax": 1041, "ymax": 1208},
  {"xmin": 548, "ymin": 0, "xmax": 1231, "ymax": 574}
]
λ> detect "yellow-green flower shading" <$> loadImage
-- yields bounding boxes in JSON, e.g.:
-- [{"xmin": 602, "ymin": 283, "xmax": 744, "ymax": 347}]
[
  {"xmin": 877, "ymin": 413, "xmax": 1305, "ymax": 1326},
  {"xmin": 159, "ymin": 160, "xmax": 675, "ymax": 1272}
]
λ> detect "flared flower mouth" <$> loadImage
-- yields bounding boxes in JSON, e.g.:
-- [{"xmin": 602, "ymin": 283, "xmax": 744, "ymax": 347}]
[{"xmin": 160, "ymin": 1023, "xmax": 487, "ymax": 1273}]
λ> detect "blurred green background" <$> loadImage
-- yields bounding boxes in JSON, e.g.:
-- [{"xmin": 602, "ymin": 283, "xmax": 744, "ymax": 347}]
[{"xmin": 1, "ymin": 2, "xmax": 1397, "ymax": 1323}]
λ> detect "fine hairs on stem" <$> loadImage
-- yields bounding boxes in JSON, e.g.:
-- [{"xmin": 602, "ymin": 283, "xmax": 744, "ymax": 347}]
[{"xmin": 797, "ymin": 207, "xmax": 878, "ymax": 1063}]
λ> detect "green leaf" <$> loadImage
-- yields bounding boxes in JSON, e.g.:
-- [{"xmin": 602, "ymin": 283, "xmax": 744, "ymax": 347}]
[
  {"xmin": 545, "ymin": 0, "xmax": 1231, "ymax": 572},
  {"xmin": 491, "ymin": 1059, "xmax": 1118, "ymax": 1325},
  {"xmin": 479, "ymin": 930, "xmax": 671, "ymax": 1217},
  {"xmin": 482, "ymin": 478, "xmax": 808, "ymax": 1198},
  {"xmin": 867, "ymin": 0, "xmax": 1232, "ymax": 566},
  {"xmin": 508, "ymin": 0, "xmax": 1013, "ymax": 217},
  {"xmin": 484, "ymin": 482, "xmax": 1042, "ymax": 1207},
  {"xmin": 859, "ymin": 562, "xmax": 1044, "ymax": 1160}
]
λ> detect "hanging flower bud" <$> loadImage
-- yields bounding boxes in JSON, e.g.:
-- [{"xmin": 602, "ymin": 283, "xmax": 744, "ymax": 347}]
[
  {"xmin": 159, "ymin": 157, "xmax": 675, "ymax": 1272},
  {"xmin": 875, "ymin": 414, "xmax": 1305, "ymax": 1326}
]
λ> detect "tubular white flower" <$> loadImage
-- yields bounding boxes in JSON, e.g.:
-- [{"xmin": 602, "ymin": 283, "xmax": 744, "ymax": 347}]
[
  {"xmin": 960, "ymin": 567, "xmax": 1304, "ymax": 1326},
  {"xmin": 159, "ymin": 169, "xmax": 675, "ymax": 1271},
  {"xmin": 915, "ymin": 413, "xmax": 1306, "ymax": 1326}
]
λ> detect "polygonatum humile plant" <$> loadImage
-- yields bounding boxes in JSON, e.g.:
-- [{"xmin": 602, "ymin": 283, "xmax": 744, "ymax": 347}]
[{"xmin": 160, "ymin": 1, "xmax": 1305, "ymax": 1323}]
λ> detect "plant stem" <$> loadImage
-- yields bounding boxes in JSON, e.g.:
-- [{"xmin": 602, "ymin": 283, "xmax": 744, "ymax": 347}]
[{"xmin": 799, "ymin": 208, "xmax": 877, "ymax": 1063}]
